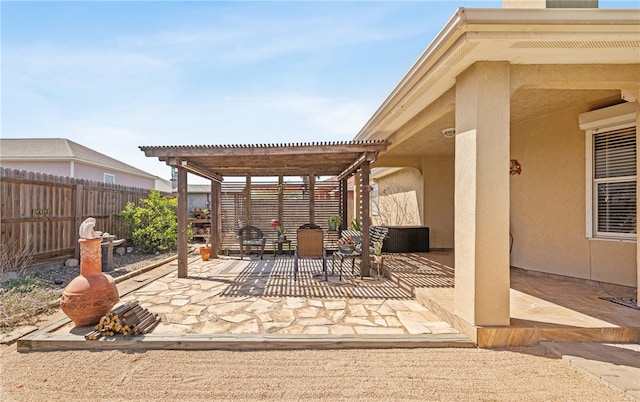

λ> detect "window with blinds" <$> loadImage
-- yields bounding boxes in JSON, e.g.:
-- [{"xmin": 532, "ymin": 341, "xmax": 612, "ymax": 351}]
[{"xmin": 593, "ymin": 126, "xmax": 636, "ymax": 237}]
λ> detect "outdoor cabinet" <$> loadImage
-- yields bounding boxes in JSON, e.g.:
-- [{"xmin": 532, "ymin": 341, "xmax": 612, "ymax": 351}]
[{"xmin": 381, "ymin": 226, "xmax": 430, "ymax": 253}]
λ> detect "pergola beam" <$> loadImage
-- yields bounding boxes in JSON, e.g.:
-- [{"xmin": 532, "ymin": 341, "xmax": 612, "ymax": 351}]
[
  {"xmin": 338, "ymin": 152, "xmax": 377, "ymax": 181},
  {"xmin": 167, "ymin": 158, "xmax": 223, "ymax": 183},
  {"xmin": 142, "ymin": 141, "xmax": 388, "ymax": 158},
  {"xmin": 142, "ymin": 141, "xmax": 389, "ymax": 180}
]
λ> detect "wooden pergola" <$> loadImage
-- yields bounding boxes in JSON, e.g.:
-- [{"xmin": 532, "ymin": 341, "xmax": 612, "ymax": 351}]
[{"xmin": 140, "ymin": 141, "xmax": 389, "ymax": 278}]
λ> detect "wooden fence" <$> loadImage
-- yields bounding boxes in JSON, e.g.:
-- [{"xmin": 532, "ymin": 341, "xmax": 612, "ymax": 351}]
[
  {"xmin": 0, "ymin": 169, "xmax": 343, "ymax": 266},
  {"xmin": 0, "ymin": 168, "xmax": 154, "ymax": 266}
]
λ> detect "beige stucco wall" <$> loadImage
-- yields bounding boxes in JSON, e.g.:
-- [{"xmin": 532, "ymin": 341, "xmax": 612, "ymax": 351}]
[
  {"xmin": 454, "ymin": 62, "xmax": 512, "ymax": 326},
  {"xmin": 371, "ymin": 168, "xmax": 423, "ymax": 227},
  {"xmin": 510, "ymin": 100, "xmax": 637, "ymax": 287},
  {"xmin": 421, "ymin": 156, "xmax": 455, "ymax": 249}
]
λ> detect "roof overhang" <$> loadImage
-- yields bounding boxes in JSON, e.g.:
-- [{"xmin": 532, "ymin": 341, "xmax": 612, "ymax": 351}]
[
  {"xmin": 355, "ymin": 7, "xmax": 640, "ymax": 142},
  {"xmin": 140, "ymin": 141, "xmax": 389, "ymax": 181}
]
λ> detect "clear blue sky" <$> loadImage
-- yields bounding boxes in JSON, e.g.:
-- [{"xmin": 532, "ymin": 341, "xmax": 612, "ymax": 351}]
[{"xmin": 2, "ymin": 0, "xmax": 636, "ymax": 183}]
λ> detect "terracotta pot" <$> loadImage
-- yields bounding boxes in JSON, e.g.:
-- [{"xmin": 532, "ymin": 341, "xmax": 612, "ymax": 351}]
[
  {"xmin": 200, "ymin": 247, "xmax": 211, "ymax": 261},
  {"xmin": 60, "ymin": 238, "xmax": 119, "ymax": 327}
]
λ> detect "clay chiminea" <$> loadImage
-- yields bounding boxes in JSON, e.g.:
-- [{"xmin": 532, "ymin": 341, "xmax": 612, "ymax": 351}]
[{"xmin": 60, "ymin": 218, "xmax": 119, "ymax": 327}]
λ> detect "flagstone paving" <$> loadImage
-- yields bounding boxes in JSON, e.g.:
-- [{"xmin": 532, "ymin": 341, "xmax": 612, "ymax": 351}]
[{"xmin": 111, "ymin": 256, "xmax": 461, "ymax": 337}]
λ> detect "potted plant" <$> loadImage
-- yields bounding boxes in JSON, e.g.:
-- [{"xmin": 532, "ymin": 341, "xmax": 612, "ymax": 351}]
[
  {"xmin": 327, "ymin": 215, "xmax": 342, "ymax": 231},
  {"xmin": 276, "ymin": 225, "xmax": 287, "ymax": 241},
  {"xmin": 349, "ymin": 218, "xmax": 361, "ymax": 231},
  {"xmin": 348, "ymin": 218, "xmax": 362, "ymax": 244},
  {"xmin": 199, "ymin": 228, "xmax": 211, "ymax": 261},
  {"xmin": 336, "ymin": 235, "xmax": 356, "ymax": 254}
]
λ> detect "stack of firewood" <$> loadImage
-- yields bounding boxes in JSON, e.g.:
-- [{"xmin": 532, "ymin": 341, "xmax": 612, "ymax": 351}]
[{"xmin": 85, "ymin": 301, "xmax": 160, "ymax": 340}]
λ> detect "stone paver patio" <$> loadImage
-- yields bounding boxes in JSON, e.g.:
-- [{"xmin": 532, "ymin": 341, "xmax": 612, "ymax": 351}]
[{"xmin": 55, "ymin": 256, "xmax": 462, "ymax": 338}]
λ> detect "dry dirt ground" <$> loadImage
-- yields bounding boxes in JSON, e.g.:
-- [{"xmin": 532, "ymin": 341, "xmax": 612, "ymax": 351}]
[
  {"xmin": 0, "ymin": 252, "xmax": 631, "ymax": 401},
  {"xmin": 0, "ymin": 343, "xmax": 629, "ymax": 401}
]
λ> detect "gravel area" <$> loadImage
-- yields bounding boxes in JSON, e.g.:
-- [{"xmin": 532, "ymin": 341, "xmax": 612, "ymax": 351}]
[
  {"xmin": 0, "ymin": 347, "xmax": 629, "ymax": 401},
  {"xmin": 32, "ymin": 250, "xmax": 176, "ymax": 288}
]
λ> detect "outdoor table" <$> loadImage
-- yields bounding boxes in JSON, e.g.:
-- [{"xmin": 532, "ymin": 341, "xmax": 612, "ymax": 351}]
[
  {"xmin": 332, "ymin": 250, "xmax": 362, "ymax": 280},
  {"xmin": 332, "ymin": 251, "xmax": 384, "ymax": 280},
  {"xmin": 272, "ymin": 239, "xmax": 293, "ymax": 257}
]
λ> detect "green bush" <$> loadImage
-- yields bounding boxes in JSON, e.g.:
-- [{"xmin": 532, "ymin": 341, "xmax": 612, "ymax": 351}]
[{"xmin": 116, "ymin": 190, "xmax": 179, "ymax": 253}]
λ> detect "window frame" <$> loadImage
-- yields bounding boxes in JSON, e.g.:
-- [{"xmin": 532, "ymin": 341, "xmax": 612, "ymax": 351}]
[
  {"xmin": 104, "ymin": 173, "xmax": 115, "ymax": 184},
  {"xmin": 583, "ymin": 106, "xmax": 637, "ymax": 241}
]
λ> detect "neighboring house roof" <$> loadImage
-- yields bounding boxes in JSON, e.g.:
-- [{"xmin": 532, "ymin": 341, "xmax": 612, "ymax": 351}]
[
  {"xmin": 184, "ymin": 184, "xmax": 213, "ymax": 193},
  {"xmin": 0, "ymin": 138, "xmax": 156, "ymax": 179}
]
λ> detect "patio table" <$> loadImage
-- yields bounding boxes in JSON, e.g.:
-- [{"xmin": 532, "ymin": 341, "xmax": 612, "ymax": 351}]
[
  {"xmin": 332, "ymin": 250, "xmax": 361, "ymax": 280},
  {"xmin": 332, "ymin": 252, "xmax": 384, "ymax": 280},
  {"xmin": 272, "ymin": 239, "xmax": 293, "ymax": 257}
]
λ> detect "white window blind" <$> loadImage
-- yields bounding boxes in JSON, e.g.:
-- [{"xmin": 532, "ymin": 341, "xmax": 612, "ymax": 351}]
[{"xmin": 593, "ymin": 126, "xmax": 636, "ymax": 237}]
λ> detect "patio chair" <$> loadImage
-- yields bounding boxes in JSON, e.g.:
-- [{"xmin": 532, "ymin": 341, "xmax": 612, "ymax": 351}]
[
  {"xmin": 332, "ymin": 226, "xmax": 389, "ymax": 280},
  {"xmin": 339, "ymin": 226, "xmax": 388, "ymax": 254},
  {"xmin": 369, "ymin": 226, "xmax": 389, "ymax": 255},
  {"xmin": 238, "ymin": 226, "xmax": 266, "ymax": 260},
  {"xmin": 294, "ymin": 225, "xmax": 327, "ymax": 281}
]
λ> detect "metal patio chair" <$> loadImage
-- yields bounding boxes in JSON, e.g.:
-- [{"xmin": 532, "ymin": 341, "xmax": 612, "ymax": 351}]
[{"xmin": 238, "ymin": 225, "xmax": 266, "ymax": 260}]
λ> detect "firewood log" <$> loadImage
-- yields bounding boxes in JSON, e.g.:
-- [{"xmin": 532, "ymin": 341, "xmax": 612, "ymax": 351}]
[{"xmin": 142, "ymin": 316, "xmax": 161, "ymax": 334}]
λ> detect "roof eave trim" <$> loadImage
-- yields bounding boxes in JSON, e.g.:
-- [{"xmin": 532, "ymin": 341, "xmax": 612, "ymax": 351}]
[{"xmin": 354, "ymin": 7, "xmax": 640, "ymax": 141}]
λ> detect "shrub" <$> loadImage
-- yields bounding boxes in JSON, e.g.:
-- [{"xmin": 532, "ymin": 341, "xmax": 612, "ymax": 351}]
[
  {"xmin": 0, "ymin": 276, "xmax": 60, "ymax": 333},
  {"xmin": 0, "ymin": 236, "xmax": 34, "ymax": 279},
  {"xmin": 116, "ymin": 190, "xmax": 179, "ymax": 253}
]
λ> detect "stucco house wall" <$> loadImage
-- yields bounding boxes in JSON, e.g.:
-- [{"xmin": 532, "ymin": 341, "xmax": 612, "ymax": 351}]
[
  {"xmin": 510, "ymin": 100, "xmax": 637, "ymax": 287},
  {"xmin": 3, "ymin": 160, "xmax": 155, "ymax": 189},
  {"xmin": 371, "ymin": 87, "xmax": 637, "ymax": 288},
  {"xmin": 0, "ymin": 161, "xmax": 71, "ymax": 177},
  {"xmin": 73, "ymin": 163, "xmax": 154, "ymax": 188},
  {"xmin": 372, "ymin": 163, "xmax": 456, "ymax": 250},
  {"xmin": 372, "ymin": 168, "xmax": 424, "ymax": 227},
  {"xmin": 421, "ymin": 156, "xmax": 455, "ymax": 249}
]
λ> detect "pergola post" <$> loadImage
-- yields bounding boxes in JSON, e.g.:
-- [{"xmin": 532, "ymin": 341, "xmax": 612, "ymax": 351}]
[
  {"xmin": 278, "ymin": 175, "xmax": 284, "ymax": 227},
  {"xmin": 360, "ymin": 160, "xmax": 371, "ymax": 276},
  {"xmin": 309, "ymin": 173, "xmax": 316, "ymax": 224},
  {"xmin": 245, "ymin": 174, "xmax": 251, "ymax": 225},
  {"xmin": 210, "ymin": 180, "xmax": 222, "ymax": 257},
  {"xmin": 353, "ymin": 172, "xmax": 361, "ymax": 228},
  {"xmin": 340, "ymin": 178, "xmax": 348, "ymax": 230},
  {"xmin": 177, "ymin": 165, "xmax": 188, "ymax": 278}
]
